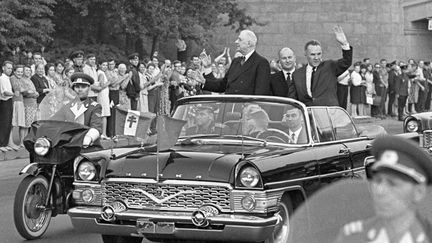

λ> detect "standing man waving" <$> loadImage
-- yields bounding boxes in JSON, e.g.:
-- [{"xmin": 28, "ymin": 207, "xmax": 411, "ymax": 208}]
[{"xmin": 290, "ymin": 26, "xmax": 353, "ymax": 106}]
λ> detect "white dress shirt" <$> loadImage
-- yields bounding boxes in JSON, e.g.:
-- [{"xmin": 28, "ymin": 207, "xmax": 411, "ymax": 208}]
[
  {"xmin": 306, "ymin": 65, "xmax": 315, "ymax": 97},
  {"xmin": 0, "ymin": 73, "xmax": 13, "ymax": 101},
  {"xmin": 289, "ymin": 127, "xmax": 303, "ymax": 143}
]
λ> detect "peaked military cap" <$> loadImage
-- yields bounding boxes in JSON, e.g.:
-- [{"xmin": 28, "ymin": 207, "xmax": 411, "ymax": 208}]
[
  {"xmin": 70, "ymin": 73, "xmax": 94, "ymax": 87},
  {"xmin": 371, "ymin": 135, "xmax": 432, "ymax": 184}
]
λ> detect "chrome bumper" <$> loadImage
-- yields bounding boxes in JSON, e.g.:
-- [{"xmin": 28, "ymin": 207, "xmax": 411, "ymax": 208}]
[{"xmin": 68, "ymin": 206, "xmax": 278, "ymax": 242}]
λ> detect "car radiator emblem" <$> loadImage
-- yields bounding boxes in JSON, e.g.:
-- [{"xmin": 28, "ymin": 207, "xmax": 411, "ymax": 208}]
[{"xmin": 130, "ymin": 188, "xmax": 196, "ymax": 204}]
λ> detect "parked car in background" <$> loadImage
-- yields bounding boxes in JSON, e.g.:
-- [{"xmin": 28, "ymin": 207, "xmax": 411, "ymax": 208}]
[{"xmin": 68, "ymin": 95, "xmax": 379, "ymax": 243}]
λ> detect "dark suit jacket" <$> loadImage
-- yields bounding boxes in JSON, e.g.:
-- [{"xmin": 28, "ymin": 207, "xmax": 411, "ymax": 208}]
[
  {"xmin": 31, "ymin": 74, "xmax": 49, "ymax": 104},
  {"xmin": 289, "ymin": 126, "xmax": 307, "ymax": 144},
  {"xmin": 203, "ymin": 51, "xmax": 271, "ymax": 95},
  {"xmin": 270, "ymin": 71, "xmax": 295, "ymax": 97},
  {"xmin": 290, "ymin": 47, "xmax": 353, "ymax": 106}
]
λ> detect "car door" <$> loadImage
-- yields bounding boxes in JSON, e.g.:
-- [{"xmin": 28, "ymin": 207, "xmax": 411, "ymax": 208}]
[
  {"xmin": 309, "ymin": 108, "xmax": 352, "ymax": 185},
  {"xmin": 327, "ymin": 107, "xmax": 372, "ymax": 179}
]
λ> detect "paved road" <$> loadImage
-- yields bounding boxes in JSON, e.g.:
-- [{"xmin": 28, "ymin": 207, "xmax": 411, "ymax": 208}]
[{"xmin": 0, "ymin": 120, "xmax": 403, "ymax": 243}]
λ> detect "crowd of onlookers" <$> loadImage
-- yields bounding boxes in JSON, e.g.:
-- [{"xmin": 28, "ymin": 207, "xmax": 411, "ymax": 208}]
[
  {"xmin": 1, "ymin": 42, "xmax": 431, "ymax": 152},
  {"xmin": 337, "ymin": 58, "xmax": 431, "ymax": 121},
  {"xmin": 0, "ymin": 47, "xmax": 233, "ymax": 151}
]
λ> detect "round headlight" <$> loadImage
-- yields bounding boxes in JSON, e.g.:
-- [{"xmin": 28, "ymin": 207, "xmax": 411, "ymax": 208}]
[
  {"xmin": 82, "ymin": 189, "xmax": 94, "ymax": 203},
  {"xmin": 406, "ymin": 120, "xmax": 419, "ymax": 132},
  {"xmin": 239, "ymin": 167, "xmax": 260, "ymax": 188},
  {"xmin": 78, "ymin": 162, "xmax": 96, "ymax": 181},
  {"xmin": 241, "ymin": 195, "xmax": 256, "ymax": 211},
  {"xmin": 34, "ymin": 138, "xmax": 50, "ymax": 156}
]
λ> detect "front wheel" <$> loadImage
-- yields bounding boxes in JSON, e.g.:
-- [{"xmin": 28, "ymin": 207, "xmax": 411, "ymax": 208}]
[
  {"xmin": 265, "ymin": 196, "xmax": 293, "ymax": 243},
  {"xmin": 14, "ymin": 175, "xmax": 52, "ymax": 240},
  {"xmin": 101, "ymin": 235, "xmax": 143, "ymax": 243}
]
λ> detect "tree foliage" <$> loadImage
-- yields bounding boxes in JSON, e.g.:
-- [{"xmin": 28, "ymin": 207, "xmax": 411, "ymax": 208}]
[
  {"xmin": 0, "ymin": 0, "xmax": 55, "ymax": 51},
  {"xmin": 1, "ymin": 0, "xmax": 262, "ymax": 58}
]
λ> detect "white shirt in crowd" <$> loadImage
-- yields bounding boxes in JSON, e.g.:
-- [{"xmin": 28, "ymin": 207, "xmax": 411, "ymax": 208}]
[
  {"xmin": 306, "ymin": 64, "xmax": 315, "ymax": 97},
  {"xmin": 350, "ymin": 71, "xmax": 362, "ymax": 86},
  {"xmin": 83, "ymin": 64, "xmax": 99, "ymax": 97},
  {"xmin": 0, "ymin": 73, "xmax": 13, "ymax": 101}
]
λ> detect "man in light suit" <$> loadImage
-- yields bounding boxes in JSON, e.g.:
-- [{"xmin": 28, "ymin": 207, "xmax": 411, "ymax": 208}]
[
  {"xmin": 200, "ymin": 30, "xmax": 271, "ymax": 95},
  {"xmin": 270, "ymin": 47, "xmax": 296, "ymax": 97},
  {"xmin": 290, "ymin": 26, "xmax": 352, "ymax": 106}
]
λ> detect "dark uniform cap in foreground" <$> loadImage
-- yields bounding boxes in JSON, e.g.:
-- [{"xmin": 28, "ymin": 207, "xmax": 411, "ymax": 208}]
[
  {"xmin": 70, "ymin": 73, "xmax": 94, "ymax": 87},
  {"xmin": 70, "ymin": 50, "xmax": 84, "ymax": 59},
  {"xmin": 128, "ymin": 53, "xmax": 139, "ymax": 60},
  {"xmin": 371, "ymin": 135, "xmax": 432, "ymax": 184}
]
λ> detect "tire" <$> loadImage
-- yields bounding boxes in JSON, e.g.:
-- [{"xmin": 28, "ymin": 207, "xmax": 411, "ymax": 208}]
[
  {"xmin": 13, "ymin": 175, "xmax": 52, "ymax": 240},
  {"xmin": 101, "ymin": 234, "xmax": 143, "ymax": 243},
  {"xmin": 265, "ymin": 195, "xmax": 293, "ymax": 243}
]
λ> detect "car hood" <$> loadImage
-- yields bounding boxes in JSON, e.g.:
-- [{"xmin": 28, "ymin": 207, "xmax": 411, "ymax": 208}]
[{"xmin": 83, "ymin": 144, "xmax": 296, "ymax": 183}]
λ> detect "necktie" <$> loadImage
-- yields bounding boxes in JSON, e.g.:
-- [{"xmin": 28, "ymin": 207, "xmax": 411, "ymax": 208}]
[
  {"xmin": 291, "ymin": 133, "xmax": 296, "ymax": 143},
  {"xmin": 240, "ymin": 56, "xmax": 246, "ymax": 66},
  {"xmin": 311, "ymin": 67, "xmax": 316, "ymax": 95},
  {"xmin": 286, "ymin": 72, "xmax": 291, "ymax": 83}
]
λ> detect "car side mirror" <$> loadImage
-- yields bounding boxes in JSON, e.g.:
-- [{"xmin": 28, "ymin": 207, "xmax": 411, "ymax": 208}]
[{"xmin": 363, "ymin": 156, "xmax": 375, "ymax": 179}]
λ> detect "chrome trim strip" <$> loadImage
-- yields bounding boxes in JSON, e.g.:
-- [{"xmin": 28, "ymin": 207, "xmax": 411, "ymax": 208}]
[
  {"xmin": 265, "ymin": 169, "xmax": 352, "ymax": 187},
  {"xmin": 68, "ymin": 207, "xmax": 278, "ymax": 226},
  {"xmin": 73, "ymin": 182, "xmax": 102, "ymax": 187},
  {"xmin": 103, "ymin": 178, "xmax": 233, "ymax": 189},
  {"xmin": 265, "ymin": 175, "xmax": 320, "ymax": 186},
  {"xmin": 319, "ymin": 169, "xmax": 351, "ymax": 179},
  {"xmin": 265, "ymin": 185, "xmax": 304, "ymax": 193},
  {"xmin": 180, "ymin": 138, "xmax": 308, "ymax": 148},
  {"xmin": 352, "ymin": 167, "xmax": 365, "ymax": 173}
]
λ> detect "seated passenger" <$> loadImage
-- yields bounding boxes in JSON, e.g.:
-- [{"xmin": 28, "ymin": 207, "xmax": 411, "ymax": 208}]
[
  {"xmin": 186, "ymin": 105, "xmax": 226, "ymax": 135},
  {"xmin": 242, "ymin": 104, "xmax": 269, "ymax": 137},
  {"xmin": 282, "ymin": 106, "xmax": 307, "ymax": 144}
]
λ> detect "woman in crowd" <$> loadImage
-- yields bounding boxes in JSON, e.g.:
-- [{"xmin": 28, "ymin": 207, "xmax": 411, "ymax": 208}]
[
  {"xmin": 146, "ymin": 63, "xmax": 163, "ymax": 114},
  {"xmin": 95, "ymin": 60, "xmax": 110, "ymax": 138},
  {"xmin": 138, "ymin": 62, "xmax": 149, "ymax": 112},
  {"xmin": 31, "ymin": 63, "xmax": 51, "ymax": 105},
  {"xmin": 9, "ymin": 65, "xmax": 27, "ymax": 148},
  {"xmin": 62, "ymin": 67, "xmax": 74, "ymax": 88},
  {"xmin": 365, "ymin": 63, "xmax": 375, "ymax": 115},
  {"xmin": 211, "ymin": 63, "xmax": 220, "ymax": 78},
  {"xmin": 45, "ymin": 63, "xmax": 58, "ymax": 89},
  {"xmin": 22, "ymin": 66, "xmax": 38, "ymax": 130},
  {"xmin": 54, "ymin": 60, "xmax": 65, "ymax": 86},
  {"xmin": 407, "ymin": 63, "xmax": 420, "ymax": 114},
  {"xmin": 350, "ymin": 62, "xmax": 366, "ymax": 117},
  {"xmin": 118, "ymin": 63, "xmax": 132, "ymax": 109},
  {"xmin": 158, "ymin": 64, "xmax": 172, "ymax": 115}
]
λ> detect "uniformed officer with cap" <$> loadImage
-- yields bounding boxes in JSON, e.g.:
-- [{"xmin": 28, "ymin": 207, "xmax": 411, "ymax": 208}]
[
  {"xmin": 70, "ymin": 50, "xmax": 85, "ymax": 73},
  {"xmin": 126, "ymin": 52, "xmax": 141, "ymax": 110},
  {"xmin": 70, "ymin": 72, "xmax": 103, "ymax": 147},
  {"xmin": 335, "ymin": 135, "xmax": 432, "ymax": 243}
]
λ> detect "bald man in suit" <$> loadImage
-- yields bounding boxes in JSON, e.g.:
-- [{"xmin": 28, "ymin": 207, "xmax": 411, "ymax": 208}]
[
  {"xmin": 200, "ymin": 30, "xmax": 271, "ymax": 95},
  {"xmin": 290, "ymin": 26, "xmax": 353, "ymax": 106},
  {"xmin": 270, "ymin": 47, "xmax": 297, "ymax": 97}
]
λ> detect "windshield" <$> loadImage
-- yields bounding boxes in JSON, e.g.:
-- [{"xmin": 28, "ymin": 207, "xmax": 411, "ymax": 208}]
[{"xmin": 172, "ymin": 100, "xmax": 309, "ymax": 144}]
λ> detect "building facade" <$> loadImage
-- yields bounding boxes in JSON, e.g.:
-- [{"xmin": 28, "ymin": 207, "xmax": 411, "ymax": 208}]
[{"xmin": 211, "ymin": 0, "xmax": 432, "ymax": 64}]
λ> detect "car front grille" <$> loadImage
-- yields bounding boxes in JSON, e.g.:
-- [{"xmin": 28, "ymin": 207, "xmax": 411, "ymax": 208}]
[
  {"xmin": 423, "ymin": 130, "xmax": 432, "ymax": 148},
  {"xmin": 102, "ymin": 181, "xmax": 231, "ymax": 212}
]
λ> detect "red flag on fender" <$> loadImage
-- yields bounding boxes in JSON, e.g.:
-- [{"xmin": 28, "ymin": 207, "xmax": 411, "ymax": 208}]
[
  {"xmin": 115, "ymin": 106, "xmax": 156, "ymax": 139},
  {"xmin": 156, "ymin": 115, "xmax": 186, "ymax": 151}
]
